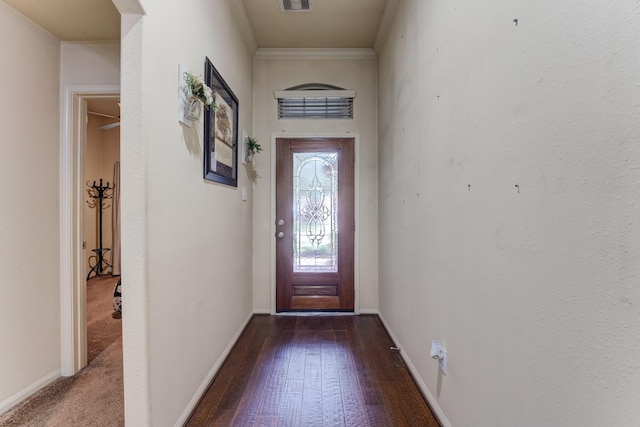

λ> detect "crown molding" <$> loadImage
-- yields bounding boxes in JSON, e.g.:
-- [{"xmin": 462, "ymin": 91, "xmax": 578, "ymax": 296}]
[{"xmin": 255, "ymin": 48, "xmax": 377, "ymax": 60}]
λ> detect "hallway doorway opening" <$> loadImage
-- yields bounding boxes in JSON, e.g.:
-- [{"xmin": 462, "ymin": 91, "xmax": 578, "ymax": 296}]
[
  {"xmin": 84, "ymin": 97, "xmax": 121, "ymax": 365},
  {"xmin": 60, "ymin": 86, "xmax": 120, "ymax": 376}
]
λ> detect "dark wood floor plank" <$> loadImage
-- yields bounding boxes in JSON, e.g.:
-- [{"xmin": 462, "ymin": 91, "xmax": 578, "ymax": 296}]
[
  {"xmin": 354, "ymin": 316, "xmax": 395, "ymax": 382},
  {"xmin": 278, "ymin": 379, "xmax": 303, "ymax": 427},
  {"xmin": 364, "ymin": 404, "xmax": 390, "ymax": 427},
  {"xmin": 334, "ymin": 330, "xmax": 369, "ymax": 427},
  {"xmin": 321, "ymin": 336, "xmax": 346, "ymax": 426},
  {"xmin": 387, "ymin": 357, "xmax": 441, "ymax": 427},
  {"xmin": 229, "ymin": 337, "xmax": 277, "ymax": 426},
  {"xmin": 379, "ymin": 380, "xmax": 413, "ymax": 426},
  {"xmin": 187, "ymin": 317, "xmax": 264, "ymax": 425},
  {"xmin": 348, "ymin": 319, "xmax": 386, "ymax": 410},
  {"xmin": 286, "ymin": 331, "xmax": 307, "ymax": 381},
  {"xmin": 185, "ymin": 314, "xmax": 440, "ymax": 427},
  {"xmin": 209, "ymin": 409, "xmax": 234, "ymax": 427},
  {"xmin": 254, "ymin": 415, "xmax": 279, "ymax": 427},
  {"xmin": 368, "ymin": 317, "xmax": 441, "ymax": 427},
  {"xmin": 301, "ymin": 329, "xmax": 323, "ymax": 426},
  {"xmin": 215, "ymin": 318, "xmax": 267, "ymax": 410},
  {"xmin": 255, "ymin": 329, "xmax": 294, "ymax": 419}
]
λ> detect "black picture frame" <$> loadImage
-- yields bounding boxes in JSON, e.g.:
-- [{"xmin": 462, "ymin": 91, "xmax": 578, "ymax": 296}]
[{"xmin": 203, "ymin": 57, "xmax": 238, "ymax": 186}]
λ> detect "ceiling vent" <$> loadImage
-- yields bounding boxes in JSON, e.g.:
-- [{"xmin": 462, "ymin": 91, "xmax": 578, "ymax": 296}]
[{"xmin": 281, "ymin": 0, "xmax": 313, "ymax": 12}]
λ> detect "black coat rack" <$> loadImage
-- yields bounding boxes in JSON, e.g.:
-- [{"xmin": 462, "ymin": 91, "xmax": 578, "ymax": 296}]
[{"xmin": 86, "ymin": 179, "xmax": 113, "ymax": 280}]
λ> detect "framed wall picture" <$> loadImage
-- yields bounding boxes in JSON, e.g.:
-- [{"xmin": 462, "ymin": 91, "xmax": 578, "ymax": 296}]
[{"xmin": 203, "ymin": 57, "xmax": 238, "ymax": 186}]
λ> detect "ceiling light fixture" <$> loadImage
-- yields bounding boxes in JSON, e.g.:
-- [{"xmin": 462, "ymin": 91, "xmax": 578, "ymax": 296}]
[{"xmin": 281, "ymin": 0, "xmax": 313, "ymax": 12}]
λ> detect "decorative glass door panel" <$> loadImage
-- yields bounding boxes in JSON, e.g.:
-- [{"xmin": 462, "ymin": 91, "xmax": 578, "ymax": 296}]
[
  {"xmin": 276, "ymin": 138, "xmax": 354, "ymax": 311},
  {"xmin": 293, "ymin": 152, "xmax": 338, "ymax": 273}
]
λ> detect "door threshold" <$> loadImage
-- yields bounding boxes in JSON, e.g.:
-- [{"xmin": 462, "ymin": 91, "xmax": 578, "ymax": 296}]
[{"xmin": 275, "ymin": 311, "xmax": 355, "ymax": 317}]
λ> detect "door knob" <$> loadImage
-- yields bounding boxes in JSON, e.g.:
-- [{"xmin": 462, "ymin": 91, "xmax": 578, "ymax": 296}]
[
  {"xmin": 277, "ymin": 231, "xmax": 285, "ymax": 239},
  {"xmin": 277, "ymin": 219, "xmax": 285, "ymax": 226}
]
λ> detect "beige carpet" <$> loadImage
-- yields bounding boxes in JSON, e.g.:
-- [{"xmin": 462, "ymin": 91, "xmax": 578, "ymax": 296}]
[{"xmin": 0, "ymin": 276, "xmax": 124, "ymax": 427}]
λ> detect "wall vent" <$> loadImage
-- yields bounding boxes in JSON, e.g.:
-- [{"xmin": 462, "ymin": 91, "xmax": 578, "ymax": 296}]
[{"xmin": 281, "ymin": 0, "xmax": 313, "ymax": 12}]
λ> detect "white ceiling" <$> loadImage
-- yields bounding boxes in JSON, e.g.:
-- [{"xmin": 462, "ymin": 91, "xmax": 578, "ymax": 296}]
[
  {"xmin": 3, "ymin": 0, "xmax": 392, "ymax": 48},
  {"xmin": 3, "ymin": 0, "xmax": 393, "ymax": 115},
  {"xmin": 3, "ymin": 0, "xmax": 120, "ymax": 41},
  {"xmin": 241, "ymin": 0, "xmax": 389, "ymax": 49}
]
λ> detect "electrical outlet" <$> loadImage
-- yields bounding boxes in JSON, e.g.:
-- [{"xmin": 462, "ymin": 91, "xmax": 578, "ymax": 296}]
[
  {"xmin": 430, "ymin": 340, "xmax": 447, "ymax": 375},
  {"xmin": 438, "ymin": 347, "xmax": 447, "ymax": 374}
]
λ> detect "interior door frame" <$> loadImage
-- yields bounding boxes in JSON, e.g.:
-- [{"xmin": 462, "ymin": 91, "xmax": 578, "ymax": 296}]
[
  {"xmin": 60, "ymin": 85, "xmax": 120, "ymax": 376},
  {"xmin": 270, "ymin": 132, "xmax": 361, "ymax": 315}
]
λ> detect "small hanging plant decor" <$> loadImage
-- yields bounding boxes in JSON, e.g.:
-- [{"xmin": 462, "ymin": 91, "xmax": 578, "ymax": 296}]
[
  {"xmin": 246, "ymin": 136, "xmax": 263, "ymax": 162},
  {"xmin": 183, "ymin": 71, "xmax": 215, "ymax": 120}
]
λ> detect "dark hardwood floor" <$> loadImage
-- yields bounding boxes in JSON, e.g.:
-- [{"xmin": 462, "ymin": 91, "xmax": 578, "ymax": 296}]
[{"xmin": 186, "ymin": 314, "xmax": 440, "ymax": 427}]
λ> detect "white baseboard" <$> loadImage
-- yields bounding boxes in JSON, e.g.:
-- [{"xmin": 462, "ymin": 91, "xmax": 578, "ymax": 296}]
[
  {"xmin": 252, "ymin": 308, "xmax": 271, "ymax": 315},
  {"xmin": 377, "ymin": 313, "xmax": 451, "ymax": 427},
  {"xmin": 0, "ymin": 370, "xmax": 60, "ymax": 416},
  {"xmin": 174, "ymin": 311, "xmax": 255, "ymax": 427},
  {"xmin": 358, "ymin": 308, "xmax": 379, "ymax": 315}
]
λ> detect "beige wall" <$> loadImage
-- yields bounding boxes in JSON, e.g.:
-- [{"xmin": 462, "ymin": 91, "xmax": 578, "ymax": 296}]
[
  {"xmin": 84, "ymin": 117, "xmax": 120, "ymax": 278},
  {"xmin": 119, "ymin": 0, "xmax": 256, "ymax": 424},
  {"xmin": 61, "ymin": 42, "xmax": 120, "ymax": 86},
  {"xmin": 0, "ymin": 1, "xmax": 61, "ymax": 412},
  {"xmin": 378, "ymin": 1, "xmax": 640, "ymax": 426},
  {"xmin": 252, "ymin": 55, "xmax": 379, "ymax": 313}
]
